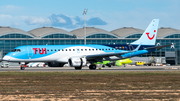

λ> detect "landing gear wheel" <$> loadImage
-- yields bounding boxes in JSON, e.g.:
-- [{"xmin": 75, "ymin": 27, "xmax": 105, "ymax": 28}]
[
  {"xmin": 75, "ymin": 67, "xmax": 82, "ymax": 70},
  {"xmin": 102, "ymin": 65, "xmax": 105, "ymax": 68},
  {"xmin": 89, "ymin": 65, "xmax": 96, "ymax": 70},
  {"xmin": 20, "ymin": 64, "xmax": 25, "ymax": 70},
  {"xmin": 21, "ymin": 67, "xmax": 25, "ymax": 70}
]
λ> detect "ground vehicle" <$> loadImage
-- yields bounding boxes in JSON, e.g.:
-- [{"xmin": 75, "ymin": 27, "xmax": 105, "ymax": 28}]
[
  {"xmin": 136, "ymin": 62, "xmax": 145, "ymax": 66},
  {"xmin": 1, "ymin": 63, "xmax": 9, "ymax": 68}
]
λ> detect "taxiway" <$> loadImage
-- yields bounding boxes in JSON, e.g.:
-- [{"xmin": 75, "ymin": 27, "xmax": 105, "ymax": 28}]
[{"xmin": 1, "ymin": 66, "xmax": 180, "ymax": 72}]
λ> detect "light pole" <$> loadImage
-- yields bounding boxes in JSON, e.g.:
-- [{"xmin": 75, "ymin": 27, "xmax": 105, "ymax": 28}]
[{"xmin": 83, "ymin": 9, "xmax": 88, "ymax": 45}]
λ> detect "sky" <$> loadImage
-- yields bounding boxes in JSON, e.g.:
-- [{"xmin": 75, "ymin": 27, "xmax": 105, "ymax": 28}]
[{"xmin": 0, "ymin": 0, "xmax": 180, "ymax": 31}]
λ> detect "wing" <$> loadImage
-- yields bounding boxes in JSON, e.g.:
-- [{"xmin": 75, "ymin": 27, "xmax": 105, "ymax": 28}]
[
  {"xmin": 85, "ymin": 44, "xmax": 173, "ymax": 62},
  {"xmin": 86, "ymin": 51, "xmax": 129, "ymax": 61},
  {"xmin": 86, "ymin": 43, "xmax": 142, "ymax": 61}
]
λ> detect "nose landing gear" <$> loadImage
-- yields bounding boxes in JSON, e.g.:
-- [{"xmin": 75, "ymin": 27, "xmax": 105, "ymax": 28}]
[
  {"xmin": 20, "ymin": 62, "xmax": 27, "ymax": 70},
  {"xmin": 20, "ymin": 64, "xmax": 26, "ymax": 70}
]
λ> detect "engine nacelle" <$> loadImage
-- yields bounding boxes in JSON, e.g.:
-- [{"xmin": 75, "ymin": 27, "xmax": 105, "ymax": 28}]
[{"xmin": 68, "ymin": 57, "xmax": 87, "ymax": 67}]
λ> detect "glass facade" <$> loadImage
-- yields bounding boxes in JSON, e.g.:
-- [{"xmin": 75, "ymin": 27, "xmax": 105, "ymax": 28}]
[
  {"xmin": 0, "ymin": 33, "xmax": 33, "ymax": 38},
  {"xmin": 126, "ymin": 34, "xmax": 142, "ymax": 38},
  {"xmin": 0, "ymin": 32, "xmax": 179, "ymax": 65},
  {"xmin": 42, "ymin": 33, "xmax": 76, "ymax": 38},
  {"xmin": 164, "ymin": 34, "xmax": 180, "ymax": 38},
  {"xmin": 86, "ymin": 33, "xmax": 117, "ymax": 38}
]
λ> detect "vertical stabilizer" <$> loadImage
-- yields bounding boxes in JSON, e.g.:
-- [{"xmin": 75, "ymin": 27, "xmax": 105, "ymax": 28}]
[{"xmin": 130, "ymin": 19, "xmax": 159, "ymax": 45}]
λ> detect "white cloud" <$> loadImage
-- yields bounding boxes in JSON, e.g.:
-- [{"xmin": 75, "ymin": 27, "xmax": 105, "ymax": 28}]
[
  {"xmin": 0, "ymin": 14, "xmax": 18, "ymax": 27},
  {"xmin": 0, "ymin": 14, "xmax": 53, "ymax": 31},
  {"xmin": 12, "ymin": 22, "xmax": 20, "ymax": 26},
  {"xmin": 24, "ymin": 16, "xmax": 51, "ymax": 25},
  {"xmin": 57, "ymin": 17, "xmax": 66, "ymax": 23}
]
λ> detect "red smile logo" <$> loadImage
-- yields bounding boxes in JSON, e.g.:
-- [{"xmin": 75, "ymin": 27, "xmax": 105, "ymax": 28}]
[{"xmin": 146, "ymin": 30, "xmax": 156, "ymax": 40}]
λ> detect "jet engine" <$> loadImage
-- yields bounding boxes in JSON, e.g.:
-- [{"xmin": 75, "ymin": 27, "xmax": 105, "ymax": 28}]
[{"xmin": 68, "ymin": 57, "xmax": 87, "ymax": 67}]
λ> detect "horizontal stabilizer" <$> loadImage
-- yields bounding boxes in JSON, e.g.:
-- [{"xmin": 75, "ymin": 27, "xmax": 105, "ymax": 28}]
[{"xmin": 145, "ymin": 44, "xmax": 173, "ymax": 50}]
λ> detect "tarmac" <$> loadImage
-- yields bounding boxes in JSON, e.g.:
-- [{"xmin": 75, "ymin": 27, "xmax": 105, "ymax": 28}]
[{"xmin": 1, "ymin": 65, "xmax": 180, "ymax": 72}]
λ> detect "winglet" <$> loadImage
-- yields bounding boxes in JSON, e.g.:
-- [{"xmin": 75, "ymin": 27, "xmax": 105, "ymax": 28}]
[{"xmin": 131, "ymin": 19, "xmax": 159, "ymax": 45}]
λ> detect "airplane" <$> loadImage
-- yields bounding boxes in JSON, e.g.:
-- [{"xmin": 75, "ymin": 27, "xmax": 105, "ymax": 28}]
[
  {"xmin": 2, "ymin": 19, "xmax": 172, "ymax": 70},
  {"xmin": 115, "ymin": 58, "xmax": 133, "ymax": 67},
  {"xmin": 95, "ymin": 61, "xmax": 113, "ymax": 67},
  {"xmin": 95, "ymin": 58, "xmax": 132, "ymax": 67}
]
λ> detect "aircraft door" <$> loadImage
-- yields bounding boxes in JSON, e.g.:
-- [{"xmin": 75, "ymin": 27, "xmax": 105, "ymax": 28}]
[{"xmin": 27, "ymin": 46, "xmax": 33, "ymax": 59}]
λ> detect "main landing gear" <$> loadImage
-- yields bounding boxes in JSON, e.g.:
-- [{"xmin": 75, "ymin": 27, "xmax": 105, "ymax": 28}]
[
  {"xmin": 89, "ymin": 64, "xmax": 96, "ymax": 70},
  {"xmin": 21, "ymin": 65, "xmax": 25, "ymax": 70},
  {"xmin": 20, "ymin": 64, "xmax": 27, "ymax": 70},
  {"xmin": 74, "ymin": 64, "xmax": 97, "ymax": 70}
]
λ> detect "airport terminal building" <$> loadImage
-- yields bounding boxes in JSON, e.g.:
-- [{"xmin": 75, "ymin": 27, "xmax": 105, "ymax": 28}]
[{"xmin": 0, "ymin": 26, "xmax": 178, "ymax": 65}]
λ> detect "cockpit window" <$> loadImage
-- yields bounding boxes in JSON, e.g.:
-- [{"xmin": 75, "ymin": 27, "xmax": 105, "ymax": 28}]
[
  {"xmin": 17, "ymin": 49, "xmax": 21, "ymax": 52},
  {"xmin": 13, "ymin": 49, "xmax": 21, "ymax": 52}
]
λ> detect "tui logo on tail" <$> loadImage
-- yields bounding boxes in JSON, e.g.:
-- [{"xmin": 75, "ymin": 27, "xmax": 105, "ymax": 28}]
[{"xmin": 146, "ymin": 30, "xmax": 156, "ymax": 40}]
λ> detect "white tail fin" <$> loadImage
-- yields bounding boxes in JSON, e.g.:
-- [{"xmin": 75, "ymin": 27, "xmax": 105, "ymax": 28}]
[{"xmin": 130, "ymin": 19, "xmax": 159, "ymax": 45}]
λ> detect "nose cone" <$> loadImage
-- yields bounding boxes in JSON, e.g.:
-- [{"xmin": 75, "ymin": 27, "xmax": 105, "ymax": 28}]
[{"xmin": 3, "ymin": 55, "xmax": 11, "ymax": 61}]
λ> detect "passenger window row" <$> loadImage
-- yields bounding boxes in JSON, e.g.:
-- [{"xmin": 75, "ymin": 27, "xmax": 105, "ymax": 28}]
[{"xmin": 37, "ymin": 48, "xmax": 120, "ymax": 52}]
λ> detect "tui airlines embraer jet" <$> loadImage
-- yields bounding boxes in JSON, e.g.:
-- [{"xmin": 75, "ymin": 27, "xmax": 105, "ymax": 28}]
[{"xmin": 2, "ymin": 19, "xmax": 172, "ymax": 70}]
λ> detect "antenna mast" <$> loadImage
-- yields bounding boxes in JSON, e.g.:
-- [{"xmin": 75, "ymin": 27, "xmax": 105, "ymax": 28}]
[{"xmin": 83, "ymin": 9, "xmax": 88, "ymax": 45}]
